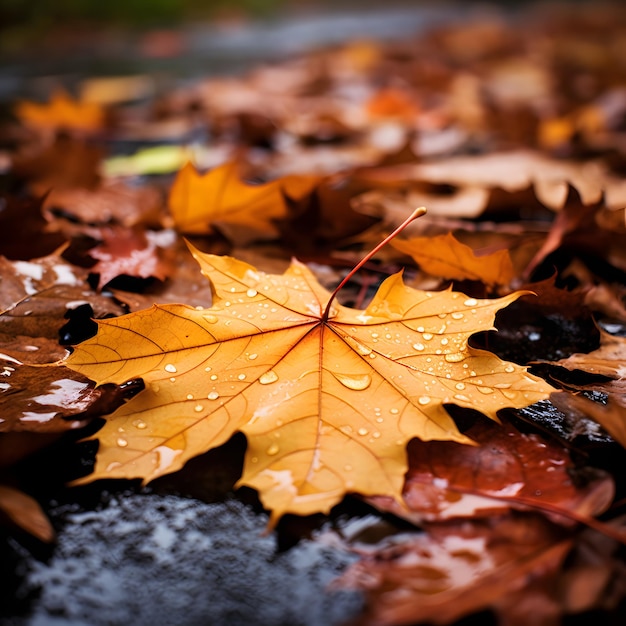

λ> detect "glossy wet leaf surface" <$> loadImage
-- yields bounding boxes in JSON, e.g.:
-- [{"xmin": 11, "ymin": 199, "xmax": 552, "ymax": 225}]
[{"xmin": 65, "ymin": 246, "xmax": 552, "ymax": 522}]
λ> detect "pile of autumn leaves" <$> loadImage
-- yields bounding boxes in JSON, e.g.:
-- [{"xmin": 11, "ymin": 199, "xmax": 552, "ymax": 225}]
[{"xmin": 2, "ymin": 4, "xmax": 626, "ymax": 624}]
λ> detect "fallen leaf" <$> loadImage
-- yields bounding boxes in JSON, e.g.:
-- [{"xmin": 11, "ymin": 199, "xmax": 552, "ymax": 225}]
[
  {"xmin": 15, "ymin": 89, "xmax": 105, "ymax": 134},
  {"xmin": 44, "ymin": 181, "xmax": 163, "ymax": 228},
  {"xmin": 103, "ymin": 145, "xmax": 198, "ymax": 177},
  {"xmin": 0, "ymin": 359, "xmax": 103, "ymax": 434},
  {"xmin": 335, "ymin": 514, "xmax": 571, "ymax": 626},
  {"xmin": 545, "ymin": 330, "xmax": 626, "ymax": 447},
  {"xmin": 0, "ymin": 484, "xmax": 55, "ymax": 542},
  {"xmin": 360, "ymin": 151, "xmax": 622, "ymax": 211},
  {"xmin": 89, "ymin": 228, "xmax": 172, "ymax": 288},
  {"xmin": 368, "ymin": 417, "xmax": 614, "ymax": 525},
  {"xmin": 391, "ymin": 232, "xmax": 516, "ymax": 286},
  {"xmin": 555, "ymin": 329, "xmax": 626, "ymax": 380},
  {"xmin": 168, "ymin": 161, "xmax": 319, "ymax": 242},
  {"xmin": 11, "ymin": 135, "xmax": 102, "ymax": 193},
  {"xmin": 551, "ymin": 392, "xmax": 626, "ymax": 450},
  {"xmin": 65, "ymin": 244, "xmax": 552, "ymax": 523}
]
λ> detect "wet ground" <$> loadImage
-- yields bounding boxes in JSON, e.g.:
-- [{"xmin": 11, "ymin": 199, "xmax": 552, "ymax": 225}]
[{"xmin": 2, "ymin": 3, "xmax": 617, "ymax": 625}]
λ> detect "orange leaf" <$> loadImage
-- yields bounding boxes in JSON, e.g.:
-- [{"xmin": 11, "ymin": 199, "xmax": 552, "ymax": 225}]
[
  {"xmin": 15, "ymin": 89, "xmax": 104, "ymax": 133},
  {"xmin": 65, "ymin": 245, "xmax": 552, "ymax": 523},
  {"xmin": 168, "ymin": 161, "xmax": 318, "ymax": 242},
  {"xmin": 392, "ymin": 232, "xmax": 515, "ymax": 285},
  {"xmin": 0, "ymin": 484, "xmax": 55, "ymax": 542}
]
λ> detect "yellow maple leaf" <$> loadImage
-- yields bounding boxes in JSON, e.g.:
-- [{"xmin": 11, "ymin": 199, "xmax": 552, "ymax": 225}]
[
  {"xmin": 392, "ymin": 232, "xmax": 516, "ymax": 286},
  {"xmin": 65, "ymin": 243, "xmax": 552, "ymax": 523},
  {"xmin": 168, "ymin": 161, "xmax": 319, "ymax": 241},
  {"xmin": 15, "ymin": 89, "xmax": 104, "ymax": 133}
]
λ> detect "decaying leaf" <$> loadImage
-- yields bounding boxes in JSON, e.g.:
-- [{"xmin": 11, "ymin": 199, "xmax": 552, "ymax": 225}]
[
  {"xmin": 65, "ymin": 244, "xmax": 553, "ymax": 523},
  {"xmin": 391, "ymin": 232, "xmax": 515, "ymax": 286}
]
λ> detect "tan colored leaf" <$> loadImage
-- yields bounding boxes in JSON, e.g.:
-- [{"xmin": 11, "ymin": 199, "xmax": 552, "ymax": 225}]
[
  {"xmin": 392, "ymin": 232, "xmax": 515, "ymax": 285},
  {"xmin": 550, "ymin": 331, "xmax": 626, "ymax": 448},
  {"xmin": 0, "ymin": 484, "xmax": 55, "ymax": 542},
  {"xmin": 360, "ymin": 151, "xmax": 623, "ymax": 211},
  {"xmin": 44, "ymin": 181, "xmax": 163, "ymax": 228},
  {"xmin": 556, "ymin": 329, "xmax": 626, "ymax": 379},
  {"xmin": 65, "ymin": 245, "xmax": 552, "ymax": 523}
]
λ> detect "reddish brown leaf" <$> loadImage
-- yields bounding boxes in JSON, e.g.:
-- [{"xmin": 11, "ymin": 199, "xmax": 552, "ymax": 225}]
[
  {"xmin": 89, "ymin": 228, "xmax": 173, "ymax": 288},
  {"xmin": 336, "ymin": 514, "xmax": 571, "ymax": 626},
  {"xmin": 44, "ymin": 181, "xmax": 163, "ymax": 228},
  {"xmin": 368, "ymin": 417, "xmax": 613, "ymax": 525},
  {"xmin": 0, "ymin": 359, "xmax": 103, "ymax": 434}
]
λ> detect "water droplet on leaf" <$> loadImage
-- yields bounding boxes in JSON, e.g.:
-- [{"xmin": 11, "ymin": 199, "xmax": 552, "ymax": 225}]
[
  {"xmin": 334, "ymin": 372, "xmax": 372, "ymax": 391},
  {"xmin": 259, "ymin": 370, "xmax": 279, "ymax": 385}
]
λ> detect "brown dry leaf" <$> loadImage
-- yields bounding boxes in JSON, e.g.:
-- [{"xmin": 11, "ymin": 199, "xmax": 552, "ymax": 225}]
[
  {"xmin": 0, "ymin": 253, "xmax": 125, "ymax": 366},
  {"xmin": 368, "ymin": 417, "xmax": 613, "ymax": 525},
  {"xmin": 168, "ymin": 161, "xmax": 319, "ymax": 243},
  {"xmin": 44, "ymin": 181, "xmax": 163, "ymax": 228},
  {"xmin": 15, "ymin": 89, "xmax": 105, "ymax": 134},
  {"xmin": 335, "ymin": 514, "xmax": 571, "ymax": 626},
  {"xmin": 0, "ymin": 484, "xmax": 55, "ymax": 542},
  {"xmin": 391, "ymin": 232, "xmax": 516, "ymax": 286},
  {"xmin": 65, "ymin": 245, "xmax": 552, "ymax": 523}
]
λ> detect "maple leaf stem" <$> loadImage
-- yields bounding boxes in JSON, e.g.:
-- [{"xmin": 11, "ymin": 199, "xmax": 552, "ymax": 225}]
[{"xmin": 321, "ymin": 207, "xmax": 426, "ymax": 321}]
